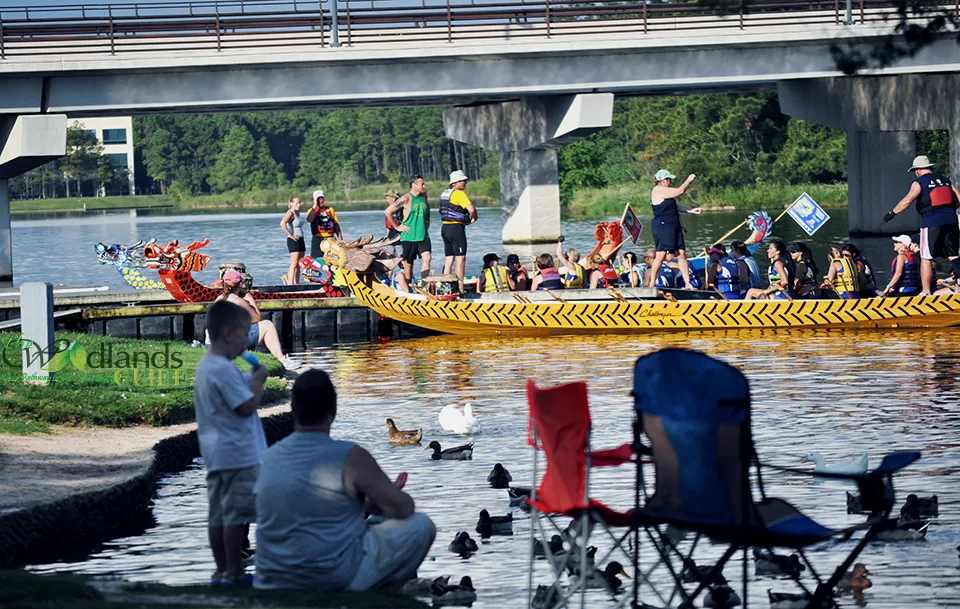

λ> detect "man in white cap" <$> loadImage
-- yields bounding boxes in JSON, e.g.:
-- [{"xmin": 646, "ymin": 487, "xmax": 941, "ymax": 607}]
[
  {"xmin": 307, "ymin": 190, "xmax": 342, "ymax": 259},
  {"xmin": 438, "ymin": 170, "xmax": 477, "ymax": 290},
  {"xmin": 883, "ymin": 155, "xmax": 960, "ymax": 295}
]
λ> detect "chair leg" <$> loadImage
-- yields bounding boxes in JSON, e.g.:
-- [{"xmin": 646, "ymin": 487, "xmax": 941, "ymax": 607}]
[{"xmin": 814, "ymin": 525, "xmax": 881, "ymax": 605}]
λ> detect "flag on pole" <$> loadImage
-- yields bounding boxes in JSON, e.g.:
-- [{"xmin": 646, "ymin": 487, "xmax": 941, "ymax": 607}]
[
  {"xmin": 621, "ymin": 203, "xmax": 644, "ymax": 244},
  {"xmin": 786, "ymin": 192, "xmax": 830, "ymax": 236}
]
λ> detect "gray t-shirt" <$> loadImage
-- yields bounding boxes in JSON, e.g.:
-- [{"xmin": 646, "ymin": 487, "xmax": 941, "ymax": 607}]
[
  {"xmin": 193, "ymin": 353, "xmax": 265, "ymax": 472},
  {"xmin": 254, "ymin": 431, "xmax": 367, "ymax": 590}
]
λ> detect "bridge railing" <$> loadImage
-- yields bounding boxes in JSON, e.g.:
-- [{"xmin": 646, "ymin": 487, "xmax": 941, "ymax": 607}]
[{"xmin": 0, "ymin": 0, "xmax": 951, "ymax": 59}]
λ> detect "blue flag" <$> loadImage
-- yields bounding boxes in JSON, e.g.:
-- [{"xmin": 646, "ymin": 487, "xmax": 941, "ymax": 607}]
[{"xmin": 786, "ymin": 192, "xmax": 830, "ymax": 236}]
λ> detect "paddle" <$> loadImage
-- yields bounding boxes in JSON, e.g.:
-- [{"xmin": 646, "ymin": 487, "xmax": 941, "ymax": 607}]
[{"xmin": 707, "ymin": 283, "xmax": 729, "ymax": 301}]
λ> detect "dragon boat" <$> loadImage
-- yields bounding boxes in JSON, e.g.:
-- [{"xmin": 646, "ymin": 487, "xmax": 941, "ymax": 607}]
[{"xmin": 95, "ymin": 239, "xmax": 166, "ymax": 290}]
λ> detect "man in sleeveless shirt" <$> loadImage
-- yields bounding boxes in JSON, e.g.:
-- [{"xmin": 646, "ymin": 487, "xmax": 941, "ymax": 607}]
[
  {"xmin": 254, "ymin": 370, "xmax": 436, "ymax": 591},
  {"xmin": 385, "ymin": 176, "xmax": 432, "ymax": 293},
  {"xmin": 884, "ymin": 155, "xmax": 960, "ymax": 295}
]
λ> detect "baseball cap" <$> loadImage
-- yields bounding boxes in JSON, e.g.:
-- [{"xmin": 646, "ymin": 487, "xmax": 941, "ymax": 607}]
[
  {"xmin": 312, "ymin": 189, "xmax": 325, "ymax": 201},
  {"xmin": 223, "ymin": 270, "xmax": 243, "ymax": 284},
  {"xmin": 654, "ymin": 169, "xmax": 676, "ymax": 182},
  {"xmin": 892, "ymin": 234, "xmax": 913, "ymax": 246},
  {"xmin": 449, "ymin": 170, "xmax": 469, "ymax": 183},
  {"xmin": 708, "ymin": 245, "xmax": 725, "ymax": 255},
  {"xmin": 483, "ymin": 253, "xmax": 500, "ymax": 265}
]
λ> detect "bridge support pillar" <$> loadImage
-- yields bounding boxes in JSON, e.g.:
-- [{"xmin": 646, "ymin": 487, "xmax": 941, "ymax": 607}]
[
  {"xmin": 444, "ymin": 94, "xmax": 614, "ymax": 244},
  {"xmin": 847, "ymin": 130, "xmax": 918, "ymax": 236}
]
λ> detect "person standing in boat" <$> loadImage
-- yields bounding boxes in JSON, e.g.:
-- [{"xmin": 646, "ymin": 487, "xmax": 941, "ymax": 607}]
[
  {"xmin": 879, "ymin": 235, "xmax": 922, "ymax": 297},
  {"xmin": 440, "ymin": 170, "xmax": 478, "ymax": 292},
  {"xmin": 280, "ymin": 196, "xmax": 306, "ymax": 285},
  {"xmin": 478, "ymin": 253, "xmax": 515, "ymax": 293},
  {"xmin": 386, "ymin": 176, "xmax": 432, "ymax": 293},
  {"xmin": 645, "ymin": 170, "xmax": 702, "ymax": 289},
  {"xmin": 307, "ymin": 190, "xmax": 342, "ymax": 260},
  {"xmin": 744, "ymin": 240, "xmax": 794, "ymax": 300}
]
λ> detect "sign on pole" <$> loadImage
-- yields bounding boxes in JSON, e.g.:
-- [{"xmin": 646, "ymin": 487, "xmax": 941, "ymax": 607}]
[
  {"xmin": 621, "ymin": 203, "xmax": 644, "ymax": 244},
  {"xmin": 786, "ymin": 192, "xmax": 830, "ymax": 236}
]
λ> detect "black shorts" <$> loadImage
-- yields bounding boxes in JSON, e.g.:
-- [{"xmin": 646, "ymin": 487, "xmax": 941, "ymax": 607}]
[
  {"xmin": 286, "ymin": 237, "xmax": 306, "ymax": 253},
  {"xmin": 401, "ymin": 237, "xmax": 432, "ymax": 263},
  {"xmin": 441, "ymin": 223, "xmax": 467, "ymax": 257},
  {"xmin": 920, "ymin": 223, "xmax": 960, "ymax": 260},
  {"xmin": 652, "ymin": 224, "xmax": 685, "ymax": 253}
]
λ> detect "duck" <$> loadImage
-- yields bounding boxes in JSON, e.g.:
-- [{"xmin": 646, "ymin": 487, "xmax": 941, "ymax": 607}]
[
  {"xmin": 901, "ymin": 493, "xmax": 938, "ymax": 518},
  {"xmin": 531, "ymin": 584, "xmax": 560, "ymax": 609},
  {"xmin": 753, "ymin": 548, "xmax": 806, "ymax": 578},
  {"xmin": 427, "ymin": 441, "xmax": 474, "ymax": 460},
  {"xmin": 564, "ymin": 545, "xmax": 597, "ymax": 577},
  {"xmin": 532, "ymin": 535, "xmax": 565, "ymax": 559},
  {"xmin": 438, "ymin": 403, "xmax": 481, "ymax": 434},
  {"xmin": 837, "ymin": 563, "xmax": 872, "ymax": 593},
  {"xmin": 448, "ymin": 531, "xmax": 479, "ymax": 556},
  {"xmin": 487, "ymin": 463, "xmax": 512, "ymax": 488},
  {"xmin": 704, "ymin": 585, "xmax": 742, "ymax": 608},
  {"xmin": 679, "ymin": 557, "xmax": 727, "ymax": 585},
  {"xmin": 846, "ymin": 491, "xmax": 867, "ymax": 514},
  {"xmin": 431, "ymin": 575, "xmax": 477, "ymax": 606},
  {"xmin": 802, "ymin": 452, "xmax": 868, "ymax": 475},
  {"xmin": 508, "ymin": 486, "xmax": 531, "ymax": 506},
  {"xmin": 476, "ymin": 509, "xmax": 513, "ymax": 537},
  {"xmin": 385, "ymin": 418, "xmax": 422, "ymax": 445},
  {"xmin": 876, "ymin": 517, "xmax": 929, "ymax": 541},
  {"xmin": 570, "ymin": 561, "xmax": 630, "ymax": 592},
  {"xmin": 401, "ymin": 575, "xmax": 450, "ymax": 596},
  {"xmin": 767, "ymin": 590, "xmax": 814, "ymax": 609}
]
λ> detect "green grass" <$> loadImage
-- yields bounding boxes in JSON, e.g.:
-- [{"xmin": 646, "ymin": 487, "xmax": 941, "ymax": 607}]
[
  {"xmin": 0, "ymin": 418, "xmax": 50, "ymax": 435},
  {"xmin": 566, "ymin": 182, "xmax": 849, "ymax": 219},
  {"xmin": 0, "ymin": 569, "xmax": 427, "ymax": 609},
  {"xmin": 0, "ymin": 332, "xmax": 287, "ymax": 430}
]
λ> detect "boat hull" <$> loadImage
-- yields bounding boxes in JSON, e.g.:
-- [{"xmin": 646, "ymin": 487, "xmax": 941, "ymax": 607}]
[{"xmin": 343, "ymin": 271, "xmax": 960, "ymax": 336}]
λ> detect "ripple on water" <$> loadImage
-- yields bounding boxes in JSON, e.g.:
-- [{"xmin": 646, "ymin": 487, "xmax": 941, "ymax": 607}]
[{"xmin": 29, "ymin": 329, "xmax": 960, "ymax": 608}]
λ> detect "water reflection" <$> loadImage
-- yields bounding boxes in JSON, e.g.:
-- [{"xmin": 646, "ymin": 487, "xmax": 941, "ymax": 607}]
[{"xmin": 30, "ymin": 329, "xmax": 960, "ymax": 608}]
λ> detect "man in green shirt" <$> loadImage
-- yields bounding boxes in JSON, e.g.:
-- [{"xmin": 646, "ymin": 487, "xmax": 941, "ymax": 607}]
[{"xmin": 385, "ymin": 176, "xmax": 432, "ymax": 292}]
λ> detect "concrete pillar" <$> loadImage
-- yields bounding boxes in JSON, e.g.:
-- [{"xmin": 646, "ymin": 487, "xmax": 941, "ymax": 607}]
[
  {"xmin": 847, "ymin": 131, "xmax": 918, "ymax": 236},
  {"xmin": 444, "ymin": 94, "xmax": 613, "ymax": 244},
  {"xmin": 20, "ymin": 282, "xmax": 54, "ymax": 384},
  {"xmin": 0, "ymin": 179, "xmax": 9, "ymax": 287}
]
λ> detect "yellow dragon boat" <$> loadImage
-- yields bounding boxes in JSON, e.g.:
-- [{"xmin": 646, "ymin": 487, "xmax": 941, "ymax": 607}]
[{"xmin": 340, "ymin": 270, "xmax": 960, "ymax": 336}]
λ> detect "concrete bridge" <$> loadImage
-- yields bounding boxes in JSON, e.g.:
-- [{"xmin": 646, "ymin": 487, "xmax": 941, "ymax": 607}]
[{"xmin": 2, "ymin": 0, "xmax": 960, "ymax": 284}]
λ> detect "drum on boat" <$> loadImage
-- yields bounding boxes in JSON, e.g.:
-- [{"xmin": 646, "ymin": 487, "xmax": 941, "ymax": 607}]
[{"xmin": 421, "ymin": 274, "xmax": 461, "ymax": 301}]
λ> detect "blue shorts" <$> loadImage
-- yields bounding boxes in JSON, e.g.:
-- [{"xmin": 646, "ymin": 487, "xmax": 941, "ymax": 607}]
[{"xmin": 247, "ymin": 323, "xmax": 260, "ymax": 350}]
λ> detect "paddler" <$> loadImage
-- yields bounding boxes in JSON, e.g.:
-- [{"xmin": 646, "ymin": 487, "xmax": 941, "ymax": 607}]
[
  {"xmin": 645, "ymin": 169, "xmax": 702, "ymax": 289},
  {"xmin": 478, "ymin": 253, "xmax": 515, "ymax": 293},
  {"xmin": 878, "ymin": 235, "xmax": 922, "ymax": 297},
  {"xmin": 706, "ymin": 245, "xmax": 746, "ymax": 299},
  {"xmin": 744, "ymin": 240, "xmax": 795, "ymax": 300},
  {"xmin": 822, "ymin": 247, "xmax": 859, "ymax": 299},
  {"xmin": 555, "ymin": 236, "xmax": 586, "ymax": 289}
]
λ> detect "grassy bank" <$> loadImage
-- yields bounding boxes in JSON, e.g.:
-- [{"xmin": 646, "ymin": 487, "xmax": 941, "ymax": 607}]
[
  {"xmin": 2, "ymin": 569, "xmax": 427, "ymax": 609},
  {"xmin": 0, "ymin": 333, "xmax": 287, "ymax": 433},
  {"xmin": 566, "ymin": 182, "xmax": 848, "ymax": 219},
  {"xmin": 11, "ymin": 177, "xmax": 501, "ymax": 214}
]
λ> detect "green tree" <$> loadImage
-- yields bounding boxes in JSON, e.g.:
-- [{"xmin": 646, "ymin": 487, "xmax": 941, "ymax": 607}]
[
  {"xmin": 62, "ymin": 122, "xmax": 103, "ymax": 197},
  {"xmin": 208, "ymin": 125, "xmax": 260, "ymax": 192},
  {"xmin": 140, "ymin": 127, "xmax": 180, "ymax": 195}
]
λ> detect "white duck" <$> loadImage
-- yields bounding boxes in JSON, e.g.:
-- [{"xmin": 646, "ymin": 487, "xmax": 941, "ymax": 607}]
[
  {"xmin": 438, "ymin": 403, "xmax": 481, "ymax": 434},
  {"xmin": 802, "ymin": 452, "xmax": 868, "ymax": 475}
]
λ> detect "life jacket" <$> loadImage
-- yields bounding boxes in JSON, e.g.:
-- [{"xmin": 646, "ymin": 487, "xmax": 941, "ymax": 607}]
[
  {"xmin": 537, "ymin": 267, "xmax": 564, "ymax": 290},
  {"xmin": 312, "ymin": 207, "xmax": 337, "ymax": 236},
  {"xmin": 768, "ymin": 256, "xmax": 795, "ymax": 293},
  {"xmin": 439, "ymin": 188, "xmax": 471, "ymax": 224},
  {"xmin": 741, "ymin": 256, "xmax": 762, "ymax": 289},
  {"xmin": 675, "ymin": 269, "xmax": 701, "ymax": 290},
  {"xmin": 891, "ymin": 250, "xmax": 921, "ymax": 294},
  {"xmin": 482, "ymin": 265, "xmax": 510, "ymax": 293},
  {"xmin": 564, "ymin": 263, "xmax": 586, "ymax": 289},
  {"xmin": 596, "ymin": 264, "xmax": 620, "ymax": 288},
  {"xmin": 915, "ymin": 172, "xmax": 958, "ymax": 217},
  {"xmin": 833, "ymin": 256, "xmax": 860, "ymax": 297},
  {"xmin": 655, "ymin": 265, "xmax": 677, "ymax": 288},
  {"xmin": 714, "ymin": 256, "xmax": 742, "ymax": 299},
  {"xmin": 796, "ymin": 260, "xmax": 819, "ymax": 295},
  {"xmin": 854, "ymin": 254, "xmax": 877, "ymax": 291},
  {"xmin": 384, "ymin": 207, "xmax": 404, "ymax": 231}
]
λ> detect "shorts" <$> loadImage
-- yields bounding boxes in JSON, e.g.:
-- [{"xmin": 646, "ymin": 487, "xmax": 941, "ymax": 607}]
[
  {"xmin": 920, "ymin": 224, "xmax": 960, "ymax": 260},
  {"xmin": 207, "ymin": 466, "xmax": 258, "ymax": 527},
  {"xmin": 287, "ymin": 236, "xmax": 306, "ymax": 253},
  {"xmin": 346, "ymin": 513, "xmax": 437, "ymax": 591},
  {"xmin": 247, "ymin": 322, "xmax": 260, "ymax": 350},
  {"xmin": 652, "ymin": 225, "xmax": 685, "ymax": 253},
  {"xmin": 441, "ymin": 223, "xmax": 467, "ymax": 257},
  {"xmin": 400, "ymin": 237, "xmax": 432, "ymax": 263},
  {"xmin": 387, "ymin": 228, "xmax": 400, "ymax": 241}
]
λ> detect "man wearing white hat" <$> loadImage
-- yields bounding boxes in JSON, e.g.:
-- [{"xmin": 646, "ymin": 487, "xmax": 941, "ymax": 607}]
[
  {"xmin": 883, "ymin": 155, "xmax": 960, "ymax": 295},
  {"xmin": 438, "ymin": 170, "xmax": 477, "ymax": 290},
  {"xmin": 307, "ymin": 190, "xmax": 342, "ymax": 259}
]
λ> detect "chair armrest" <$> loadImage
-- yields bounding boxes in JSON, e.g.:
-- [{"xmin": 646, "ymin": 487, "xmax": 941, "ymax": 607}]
[{"xmin": 759, "ymin": 451, "xmax": 920, "ymax": 481}]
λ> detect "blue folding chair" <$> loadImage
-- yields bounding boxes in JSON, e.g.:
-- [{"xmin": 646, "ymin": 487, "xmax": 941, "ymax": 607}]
[{"xmin": 629, "ymin": 348, "xmax": 919, "ymax": 608}]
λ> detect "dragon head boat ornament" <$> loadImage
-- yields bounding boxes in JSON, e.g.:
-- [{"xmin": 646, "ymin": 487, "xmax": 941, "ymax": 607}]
[
  {"xmin": 94, "ymin": 239, "xmax": 166, "ymax": 290},
  {"xmin": 745, "ymin": 211, "xmax": 774, "ymax": 245},
  {"xmin": 588, "ymin": 221, "xmax": 626, "ymax": 262},
  {"xmin": 142, "ymin": 239, "xmax": 212, "ymax": 272},
  {"xmin": 322, "ymin": 235, "xmax": 401, "ymax": 275}
]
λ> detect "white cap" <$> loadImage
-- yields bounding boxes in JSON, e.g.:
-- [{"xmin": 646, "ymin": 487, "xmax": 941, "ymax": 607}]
[
  {"xmin": 892, "ymin": 234, "xmax": 912, "ymax": 246},
  {"xmin": 449, "ymin": 170, "xmax": 469, "ymax": 184},
  {"xmin": 313, "ymin": 189, "xmax": 324, "ymax": 201}
]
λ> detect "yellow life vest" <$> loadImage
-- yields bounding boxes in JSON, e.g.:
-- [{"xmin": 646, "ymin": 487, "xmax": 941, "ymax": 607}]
[
  {"xmin": 563, "ymin": 263, "xmax": 585, "ymax": 289},
  {"xmin": 482, "ymin": 265, "xmax": 510, "ymax": 292},
  {"xmin": 833, "ymin": 257, "xmax": 859, "ymax": 296}
]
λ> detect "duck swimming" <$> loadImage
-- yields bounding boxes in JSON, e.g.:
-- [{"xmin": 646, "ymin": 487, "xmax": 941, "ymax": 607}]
[
  {"xmin": 487, "ymin": 463, "xmax": 512, "ymax": 488},
  {"xmin": 385, "ymin": 418, "xmax": 422, "ymax": 445},
  {"xmin": 901, "ymin": 493, "xmax": 938, "ymax": 519},
  {"xmin": 838, "ymin": 563, "xmax": 872, "ymax": 593},
  {"xmin": 767, "ymin": 590, "xmax": 814, "ymax": 609},
  {"xmin": 753, "ymin": 548, "xmax": 805, "ymax": 578},
  {"xmin": 401, "ymin": 575, "xmax": 450, "ymax": 596},
  {"xmin": 679, "ymin": 557, "xmax": 727, "ymax": 585},
  {"xmin": 431, "ymin": 575, "xmax": 477, "ymax": 606},
  {"xmin": 846, "ymin": 491, "xmax": 867, "ymax": 514},
  {"xmin": 476, "ymin": 509, "xmax": 513, "ymax": 537},
  {"xmin": 876, "ymin": 518, "xmax": 929, "ymax": 541},
  {"xmin": 703, "ymin": 585, "xmax": 742, "ymax": 608},
  {"xmin": 508, "ymin": 486, "xmax": 531, "ymax": 506},
  {"xmin": 570, "ymin": 561, "xmax": 630, "ymax": 592},
  {"xmin": 448, "ymin": 531, "xmax": 479, "ymax": 556},
  {"xmin": 427, "ymin": 441, "xmax": 474, "ymax": 460},
  {"xmin": 438, "ymin": 403, "xmax": 481, "ymax": 434},
  {"xmin": 802, "ymin": 452, "xmax": 868, "ymax": 475},
  {"xmin": 533, "ymin": 535, "xmax": 565, "ymax": 559}
]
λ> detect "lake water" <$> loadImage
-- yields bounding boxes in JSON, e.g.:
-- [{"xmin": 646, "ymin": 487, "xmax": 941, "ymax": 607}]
[
  {"xmin": 11, "ymin": 206, "xmax": 907, "ymax": 289},
  {"xmin": 29, "ymin": 330, "xmax": 960, "ymax": 608}
]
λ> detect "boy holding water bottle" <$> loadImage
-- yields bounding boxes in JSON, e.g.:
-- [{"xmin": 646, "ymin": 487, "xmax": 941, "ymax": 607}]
[{"xmin": 195, "ymin": 299, "xmax": 269, "ymax": 587}]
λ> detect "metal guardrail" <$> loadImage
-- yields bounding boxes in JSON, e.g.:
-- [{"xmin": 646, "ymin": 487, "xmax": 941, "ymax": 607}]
[{"xmin": 0, "ymin": 0, "xmax": 950, "ymax": 59}]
